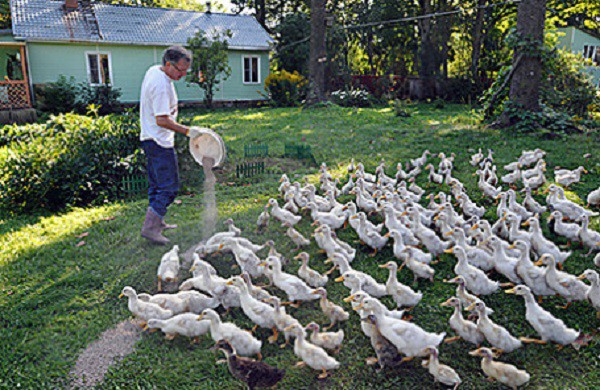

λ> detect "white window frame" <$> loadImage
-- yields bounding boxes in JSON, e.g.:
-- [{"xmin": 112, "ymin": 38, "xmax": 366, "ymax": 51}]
[
  {"xmin": 242, "ymin": 55, "xmax": 261, "ymax": 84},
  {"xmin": 85, "ymin": 51, "xmax": 113, "ymax": 86}
]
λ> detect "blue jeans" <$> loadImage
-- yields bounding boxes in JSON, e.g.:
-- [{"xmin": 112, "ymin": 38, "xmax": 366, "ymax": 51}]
[{"xmin": 142, "ymin": 140, "xmax": 179, "ymax": 218}]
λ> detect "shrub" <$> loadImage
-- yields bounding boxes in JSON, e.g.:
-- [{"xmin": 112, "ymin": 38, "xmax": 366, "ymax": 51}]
[
  {"xmin": 393, "ymin": 99, "xmax": 412, "ymax": 117},
  {"xmin": 265, "ymin": 70, "xmax": 307, "ymax": 107},
  {"xmin": 36, "ymin": 75, "xmax": 122, "ymax": 115},
  {"xmin": 330, "ymin": 88, "xmax": 373, "ymax": 107},
  {"xmin": 0, "ymin": 111, "xmax": 144, "ymax": 213}
]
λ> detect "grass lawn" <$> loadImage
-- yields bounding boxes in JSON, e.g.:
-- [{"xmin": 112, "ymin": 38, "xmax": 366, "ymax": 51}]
[{"xmin": 1, "ymin": 103, "xmax": 599, "ymax": 389}]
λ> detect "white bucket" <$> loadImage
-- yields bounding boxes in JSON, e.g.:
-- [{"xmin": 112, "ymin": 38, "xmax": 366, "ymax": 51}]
[{"xmin": 189, "ymin": 127, "xmax": 226, "ymax": 168}]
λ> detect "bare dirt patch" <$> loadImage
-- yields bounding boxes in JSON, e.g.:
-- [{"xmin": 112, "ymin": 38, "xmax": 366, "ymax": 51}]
[{"xmin": 68, "ymin": 319, "xmax": 142, "ymax": 389}]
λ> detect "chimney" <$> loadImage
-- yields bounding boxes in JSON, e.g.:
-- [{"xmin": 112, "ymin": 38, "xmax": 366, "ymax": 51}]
[
  {"xmin": 65, "ymin": 0, "xmax": 79, "ymax": 10},
  {"xmin": 205, "ymin": 1, "xmax": 212, "ymax": 14}
]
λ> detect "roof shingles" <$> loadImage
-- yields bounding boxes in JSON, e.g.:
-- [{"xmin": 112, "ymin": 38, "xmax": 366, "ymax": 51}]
[{"xmin": 11, "ymin": 0, "xmax": 272, "ymax": 49}]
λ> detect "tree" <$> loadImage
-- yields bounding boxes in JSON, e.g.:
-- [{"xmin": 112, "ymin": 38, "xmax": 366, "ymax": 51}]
[
  {"xmin": 307, "ymin": 0, "xmax": 327, "ymax": 103},
  {"xmin": 186, "ymin": 29, "xmax": 233, "ymax": 108},
  {"xmin": 498, "ymin": 0, "xmax": 547, "ymax": 126},
  {"xmin": 273, "ymin": 13, "xmax": 311, "ymax": 75}
]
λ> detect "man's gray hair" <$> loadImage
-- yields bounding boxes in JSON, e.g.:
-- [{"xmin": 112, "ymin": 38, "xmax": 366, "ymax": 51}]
[{"xmin": 162, "ymin": 45, "xmax": 192, "ymax": 66}]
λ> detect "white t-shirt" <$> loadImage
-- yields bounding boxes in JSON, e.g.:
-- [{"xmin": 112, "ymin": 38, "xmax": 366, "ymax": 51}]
[{"xmin": 139, "ymin": 65, "xmax": 178, "ymax": 148}]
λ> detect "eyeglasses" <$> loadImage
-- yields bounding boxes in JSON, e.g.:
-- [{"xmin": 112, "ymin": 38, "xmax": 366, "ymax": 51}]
[{"xmin": 169, "ymin": 61, "xmax": 191, "ymax": 74}]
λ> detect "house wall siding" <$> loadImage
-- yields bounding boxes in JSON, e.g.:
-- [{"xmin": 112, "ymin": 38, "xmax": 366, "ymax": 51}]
[
  {"xmin": 26, "ymin": 42, "xmax": 270, "ymax": 102},
  {"xmin": 556, "ymin": 27, "xmax": 600, "ymax": 87}
]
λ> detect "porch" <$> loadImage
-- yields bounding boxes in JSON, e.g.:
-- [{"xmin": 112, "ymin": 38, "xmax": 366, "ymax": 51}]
[{"xmin": 0, "ymin": 42, "xmax": 36, "ymax": 124}]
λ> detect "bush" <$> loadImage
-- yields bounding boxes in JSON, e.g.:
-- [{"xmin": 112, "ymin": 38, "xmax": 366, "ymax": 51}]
[
  {"xmin": 265, "ymin": 70, "xmax": 307, "ymax": 107},
  {"xmin": 36, "ymin": 75, "xmax": 122, "ymax": 115},
  {"xmin": 330, "ymin": 88, "xmax": 373, "ymax": 107},
  {"xmin": 0, "ymin": 111, "xmax": 144, "ymax": 213}
]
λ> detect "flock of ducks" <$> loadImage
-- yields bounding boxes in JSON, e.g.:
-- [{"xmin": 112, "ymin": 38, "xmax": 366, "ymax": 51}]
[{"xmin": 120, "ymin": 148, "xmax": 600, "ymax": 389}]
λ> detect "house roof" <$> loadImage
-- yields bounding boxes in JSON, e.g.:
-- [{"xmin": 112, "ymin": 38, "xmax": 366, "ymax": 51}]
[{"xmin": 10, "ymin": 0, "xmax": 273, "ymax": 50}]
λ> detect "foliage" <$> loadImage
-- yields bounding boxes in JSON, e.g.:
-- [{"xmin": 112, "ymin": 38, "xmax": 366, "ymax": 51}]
[
  {"xmin": 330, "ymin": 88, "xmax": 373, "ymax": 107},
  {"xmin": 272, "ymin": 13, "xmax": 311, "ymax": 76},
  {"xmin": 264, "ymin": 69, "xmax": 307, "ymax": 107},
  {"xmin": 36, "ymin": 75, "xmax": 122, "ymax": 115},
  {"xmin": 393, "ymin": 99, "xmax": 413, "ymax": 117},
  {"xmin": 186, "ymin": 29, "xmax": 233, "ymax": 108},
  {"xmin": 0, "ymin": 0, "xmax": 9, "ymax": 29},
  {"xmin": 0, "ymin": 111, "xmax": 144, "ymax": 213}
]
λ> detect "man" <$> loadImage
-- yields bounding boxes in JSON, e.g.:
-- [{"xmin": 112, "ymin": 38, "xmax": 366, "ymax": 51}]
[{"xmin": 139, "ymin": 45, "xmax": 204, "ymax": 244}]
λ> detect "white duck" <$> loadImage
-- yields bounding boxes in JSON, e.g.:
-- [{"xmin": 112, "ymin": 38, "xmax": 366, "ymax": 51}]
[
  {"xmin": 335, "ymin": 269, "xmax": 388, "ymax": 298},
  {"xmin": 379, "ymin": 261, "xmax": 423, "ymax": 307},
  {"xmin": 304, "ymin": 201, "xmax": 346, "ymax": 230},
  {"xmin": 587, "ymin": 187, "xmax": 600, "ymax": 207},
  {"xmin": 295, "ymin": 252, "xmax": 328, "ymax": 288},
  {"xmin": 547, "ymin": 210, "xmax": 581, "ymax": 242},
  {"xmin": 138, "ymin": 290, "xmax": 219, "ymax": 315},
  {"xmin": 198, "ymin": 309, "xmax": 262, "ymax": 358},
  {"xmin": 523, "ymin": 187, "xmax": 547, "ymax": 214},
  {"xmin": 284, "ymin": 323, "xmax": 340, "ymax": 379},
  {"xmin": 524, "ymin": 217, "xmax": 571, "ymax": 265},
  {"xmin": 421, "ymin": 346, "xmax": 462, "ymax": 389},
  {"xmin": 312, "ymin": 287, "xmax": 349, "ymax": 330},
  {"xmin": 146, "ymin": 313, "xmax": 210, "ymax": 342},
  {"xmin": 486, "ymin": 236, "xmax": 522, "ymax": 284},
  {"xmin": 535, "ymin": 254, "xmax": 589, "ymax": 308},
  {"xmin": 578, "ymin": 270, "xmax": 600, "ymax": 316},
  {"xmin": 256, "ymin": 205, "xmax": 270, "ymax": 232},
  {"xmin": 555, "ymin": 166, "xmax": 587, "ymax": 188},
  {"xmin": 511, "ymin": 240, "xmax": 555, "ymax": 297},
  {"xmin": 284, "ymin": 222, "xmax": 311, "ymax": 250},
  {"xmin": 305, "ymin": 322, "xmax": 344, "ymax": 352},
  {"xmin": 447, "ymin": 246, "xmax": 499, "ymax": 295},
  {"xmin": 440, "ymin": 297, "xmax": 485, "ymax": 346},
  {"xmin": 578, "ymin": 215, "xmax": 600, "ymax": 255},
  {"xmin": 466, "ymin": 300, "xmax": 522, "ymax": 353},
  {"xmin": 119, "ymin": 286, "xmax": 173, "ymax": 327},
  {"xmin": 506, "ymin": 285, "xmax": 585, "ymax": 348},
  {"xmin": 399, "ymin": 253, "xmax": 435, "ymax": 283},
  {"xmin": 263, "ymin": 256, "xmax": 320, "ymax": 306},
  {"xmin": 268, "ymin": 198, "xmax": 301, "ymax": 226},
  {"xmin": 265, "ymin": 296, "xmax": 301, "ymax": 349},
  {"xmin": 157, "ymin": 245, "xmax": 180, "ymax": 291}
]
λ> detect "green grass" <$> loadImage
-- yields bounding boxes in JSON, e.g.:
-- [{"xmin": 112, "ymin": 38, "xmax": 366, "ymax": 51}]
[{"xmin": 1, "ymin": 103, "xmax": 599, "ymax": 389}]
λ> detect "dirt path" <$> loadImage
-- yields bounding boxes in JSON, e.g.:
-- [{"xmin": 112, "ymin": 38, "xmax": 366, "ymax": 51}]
[{"xmin": 69, "ymin": 319, "xmax": 142, "ymax": 389}]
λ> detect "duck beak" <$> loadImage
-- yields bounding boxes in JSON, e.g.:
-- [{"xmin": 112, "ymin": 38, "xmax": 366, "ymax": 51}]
[
  {"xmin": 444, "ymin": 248, "xmax": 454, "ymax": 254},
  {"xmin": 505, "ymin": 288, "xmax": 516, "ymax": 294},
  {"xmin": 534, "ymin": 260, "xmax": 543, "ymax": 266},
  {"xmin": 444, "ymin": 231, "xmax": 453, "ymax": 237},
  {"xmin": 383, "ymin": 232, "xmax": 390, "ymax": 238},
  {"xmin": 197, "ymin": 314, "xmax": 204, "ymax": 321},
  {"xmin": 507, "ymin": 243, "xmax": 516, "ymax": 250},
  {"xmin": 353, "ymin": 303, "xmax": 364, "ymax": 311},
  {"xmin": 293, "ymin": 254, "xmax": 302, "ymax": 260},
  {"xmin": 343, "ymin": 295, "xmax": 355, "ymax": 303},
  {"xmin": 335, "ymin": 276, "xmax": 345, "ymax": 282},
  {"xmin": 469, "ymin": 349, "xmax": 481, "ymax": 357},
  {"xmin": 118, "ymin": 293, "xmax": 124, "ymax": 298},
  {"xmin": 440, "ymin": 299, "xmax": 453, "ymax": 307},
  {"xmin": 522, "ymin": 221, "xmax": 530, "ymax": 227},
  {"xmin": 469, "ymin": 224, "xmax": 479, "ymax": 231},
  {"xmin": 226, "ymin": 280, "xmax": 234, "ymax": 285},
  {"xmin": 444, "ymin": 277, "xmax": 458, "ymax": 284},
  {"xmin": 258, "ymin": 262, "xmax": 267, "ymax": 267},
  {"xmin": 190, "ymin": 266, "xmax": 196, "ymax": 272},
  {"xmin": 577, "ymin": 274, "xmax": 587, "ymax": 280},
  {"xmin": 324, "ymin": 258, "xmax": 332, "ymax": 264},
  {"xmin": 466, "ymin": 302, "xmax": 476, "ymax": 311},
  {"xmin": 143, "ymin": 324, "xmax": 149, "ymax": 331},
  {"xmin": 378, "ymin": 264, "xmax": 388, "ymax": 269}
]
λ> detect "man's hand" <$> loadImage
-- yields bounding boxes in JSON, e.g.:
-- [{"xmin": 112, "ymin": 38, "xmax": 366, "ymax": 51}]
[{"xmin": 187, "ymin": 126, "xmax": 211, "ymax": 139}]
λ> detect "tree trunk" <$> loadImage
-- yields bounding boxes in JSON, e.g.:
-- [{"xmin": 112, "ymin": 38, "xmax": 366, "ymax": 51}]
[
  {"xmin": 416, "ymin": 0, "xmax": 437, "ymax": 99},
  {"xmin": 307, "ymin": 0, "xmax": 327, "ymax": 104},
  {"xmin": 499, "ymin": 0, "xmax": 547, "ymax": 125},
  {"xmin": 471, "ymin": 0, "xmax": 486, "ymax": 82}
]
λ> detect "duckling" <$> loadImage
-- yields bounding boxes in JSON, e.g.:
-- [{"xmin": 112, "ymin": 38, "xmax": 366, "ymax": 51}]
[
  {"xmin": 406, "ymin": 208, "xmax": 450, "ymax": 257},
  {"xmin": 545, "ymin": 185, "xmax": 597, "ymax": 221},
  {"xmin": 198, "ymin": 309, "xmax": 262, "ymax": 358},
  {"xmin": 351, "ymin": 187, "xmax": 378, "ymax": 214},
  {"xmin": 138, "ymin": 290, "xmax": 219, "ymax": 315},
  {"xmin": 523, "ymin": 187, "xmax": 547, "ymax": 214},
  {"xmin": 536, "ymin": 254, "xmax": 590, "ymax": 308},
  {"xmin": 210, "ymin": 339, "xmax": 285, "ymax": 390},
  {"xmin": 447, "ymin": 228, "xmax": 494, "ymax": 271},
  {"xmin": 507, "ymin": 189, "xmax": 533, "ymax": 220},
  {"xmin": 466, "ymin": 300, "xmax": 522, "ymax": 354},
  {"xmin": 335, "ymin": 270, "xmax": 388, "ymax": 298},
  {"xmin": 361, "ymin": 314, "xmax": 403, "ymax": 371},
  {"xmin": 157, "ymin": 245, "xmax": 180, "ymax": 291},
  {"xmin": 263, "ymin": 256, "xmax": 320, "ymax": 306},
  {"xmin": 295, "ymin": 252, "xmax": 328, "ymax": 288},
  {"xmin": 501, "ymin": 167, "xmax": 522, "ymax": 186},
  {"xmin": 456, "ymin": 194, "xmax": 485, "ymax": 218},
  {"xmin": 305, "ymin": 322, "xmax": 344, "ymax": 352},
  {"xmin": 511, "ymin": 240, "xmax": 555, "ymax": 297},
  {"xmin": 578, "ymin": 215, "xmax": 600, "ymax": 255},
  {"xmin": 219, "ymin": 237, "xmax": 266, "ymax": 278},
  {"xmin": 523, "ymin": 172, "xmax": 546, "ymax": 192},
  {"xmin": 555, "ymin": 166, "xmax": 587, "ymax": 188},
  {"xmin": 421, "ymin": 346, "xmax": 462, "ymax": 389},
  {"xmin": 359, "ymin": 297, "xmax": 445, "ymax": 359},
  {"xmin": 224, "ymin": 218, "xmax": 242, "ymax": 236},
  {"xmin": 506, "ymin": 285, "xmax": 586, "ymax": 348},
  {"xmin": 522, "ymin": 159, "xmax": 546, "ymax": 180},
  {"xmin": 256, "ymin": 206, "xmax": 271, "ymax": 233},
  {"xmin": 444, "ymin": 276, "xmax": 482, "ymax": 310},
  {"xmin": 477, "ymin": 171, "xmax": 502, "ymax": 199},
  {"xmin": 595, "ymin": 253, "xmax": 600, "ymax": 268},
  {"xmin": 340, "ymin": 174, "xmax": 355, "ymax": 195},
  {"xmin": 345, "ymin": 290, "xmax": 407, "ymax": 321},
  {"xmin": 265, "ymin": 296, "xmax": 301, "ymax": 349},
  {"xmin": 578, "ymin": 270, "xmax": 600, "ymax": 316},
  {"xmin": 440, "ymin": 297, "xmax": 484, "ymax": 346},
  {"xmin": 524, "ymin": 217, "xmax": 571, "ymax": 265},
  {"xmin": 146, "ymin": 313, "xmax": 210, "ymax": 341},
  {"xmin": 411, "ymin": 150, "xmax": 431, "ymax": 169},
  {"xmin": 399, "ymin": 253, "xmax": 435, "ymax": 284},
  {"xmin": 282, "ymin": 192, "xmax": 300, "ymax": 214},
  {"xmin": 284, "ymin": 323, "xmax": 340, "ymax": 379},
  {"xmin": 119, "ymin": 286, "xmax": 173, "ymax": 328},
  {"xmin": 547, "ymin": 211, "xmax": 581, "ymax": 243},
  {"xmin": 520, "ymin": 148, "xmax": 546, "ymax": 167},
  {"xmin": 425, "ymin": 163, "xmax": 444, "ymax": 184},
  {"xmin": 379, "ymin": 261, "xmax": 423, "ymax": 307},
  {"xmin": 183, "ymin": 263, "xmax": 241, "ymax": 310},
  {"xmin": 347, "ymin": 158, "xmax": 356, "ymax": 174},
  {"xmin": 304, "ymin": 201, "xmax": 346, "ymax": 230},
  {"xmin": 587, "ymin": 187, "xmax": 600, "ymax": 207},
  {"xmin": 469, "ymin": 347, "xmax": 530, "ymax": 389},
  {"xmin": 227, "ymin": 277, "xmax": 278, "ymax": 342},
  {"xmin": 408, "ymin": 177, "xmax": 426, "ymax": 198},
  {"xmin": 486, "ymin": 236, "xmax": 522, "ymax": 284},
  {"xmin": 470, "ymin": 148, "xmax": 484, "ymax": 166},
  {"xmin": 447, "ymin": 246, "xmax": 499, "ymax": 295},
  {"xmin": 401, "ymin": 245, "xmax": 434, "ymax": 265},
  {"xmin": 312, "ymin": 287, "xmax": 349, "ymax": 330},
  {"xmin": 268, "ymin": 198, "xmax": 301, "ymax": 226},
  {"xmin": 283, "ymin": 222, "xmax": 310, "ymax": 251}
]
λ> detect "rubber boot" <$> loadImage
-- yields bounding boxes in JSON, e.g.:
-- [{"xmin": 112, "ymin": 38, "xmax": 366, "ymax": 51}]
[{"xmin": 141, "ymin": 207, "xmax": 170, "ymax": 245}]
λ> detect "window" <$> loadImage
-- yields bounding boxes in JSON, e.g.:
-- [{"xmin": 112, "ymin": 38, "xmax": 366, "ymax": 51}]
[
  {"xmin": 582, "ymin": 45, "xmax": 600, "ymax": 66},
  {"xmin": 86, "ymin": 52, "xmax": 112, "ymax": 85},
  {"xmin": 243, "ymin": 56, "xmax": 260, "ymax": 84}
]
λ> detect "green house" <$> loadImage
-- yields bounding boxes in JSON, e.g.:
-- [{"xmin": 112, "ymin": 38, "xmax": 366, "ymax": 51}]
[
  {"xmin": 556, "ymin": 27, "xmax": 600, "ymax": 88},
  {"xmin": 1, "ymin": 0, "xmax": 272, "ymax": 114}
]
